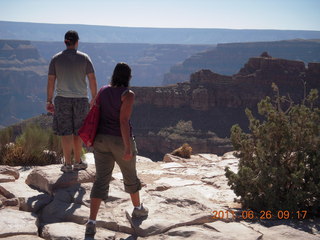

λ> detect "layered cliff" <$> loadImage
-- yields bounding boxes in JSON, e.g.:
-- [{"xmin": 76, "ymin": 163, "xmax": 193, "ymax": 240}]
[
  {"xmin": 163, "ymin": 39, "xmax": 320, "ymax": 85},
  {"xmin": 131, "ymin": 55, "xmax": 320, "ymax": 159},
  {"xmin": 4, "ymin": 53, "xmax": 320, "ymax": 160},
  {"xmin": 0, "ymin": 40, "xmax": 47, "ymax": 127},
  {"xmin": 33, "ymin": 41, "xmax": 213, "ymax": 87},
  {"xmin": 0, "ymin": 39, "xmax": 213, "ymax": 127}
]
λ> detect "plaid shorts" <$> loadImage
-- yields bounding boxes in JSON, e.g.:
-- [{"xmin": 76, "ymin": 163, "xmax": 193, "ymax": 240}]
[{"xmin": 53, "ymin": 96, "xmax": 89, "ymax": 136}]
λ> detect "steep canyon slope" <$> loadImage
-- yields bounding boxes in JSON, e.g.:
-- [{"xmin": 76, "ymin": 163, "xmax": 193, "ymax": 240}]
[
  {"xmin": 131, "ymin": 55, "xmax": 320, "ymax": 159},
  {"xmin": 0, "ymin": 40, "xmax": 47, "ymax": 127},
  {"xmin": 0, "ymin": 39, "xmax": 213, "ymax": 127},
  {"xmin": 1, "ymin": 39, "xmax": 320, "ymax": 161}
]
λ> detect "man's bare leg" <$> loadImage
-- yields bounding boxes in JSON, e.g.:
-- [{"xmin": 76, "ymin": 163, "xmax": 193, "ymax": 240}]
[
  {"xmin": 73, "ymin": 135, "xmax": 83, "ymax": 164},
  {"xmin": 61, "ymin": 135, "xmax": 73, "ymax": 165}
]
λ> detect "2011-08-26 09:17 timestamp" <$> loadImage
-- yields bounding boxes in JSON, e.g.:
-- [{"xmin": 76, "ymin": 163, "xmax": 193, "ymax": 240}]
[{"xmin": 212, "ymin": 210, "xmax": 308, "ymax": 220}]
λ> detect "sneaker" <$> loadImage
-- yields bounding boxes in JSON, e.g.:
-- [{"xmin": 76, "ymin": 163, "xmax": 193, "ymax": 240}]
[
  {"xmin": 60, "ymin": 164, "xmax": 73, "ymax": 173},
  {"xmin": 132, "ymin": 203, "xmax": 149, "ymax": 218},
  {"xmin": 85, "ymin": 221, "xmax": 96, "ymax": 236},
  {"xmin": 73, "ymin": 159, "xmax": 88, "ymax": 171}
]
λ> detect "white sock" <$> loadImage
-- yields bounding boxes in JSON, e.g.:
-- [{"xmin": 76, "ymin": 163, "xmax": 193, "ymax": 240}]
[
  {"xmin": 87, "ymin": 219, "xmax": 96, "ymax": 224},
  {"xmin": 135, "ymin": 204, "xmax": 142, "ymax": 210}
]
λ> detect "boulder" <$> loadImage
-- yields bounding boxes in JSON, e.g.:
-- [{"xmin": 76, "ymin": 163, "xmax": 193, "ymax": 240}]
[
  {"xmin": 41, "ymin": 222, "xmax": 117, "ymax": 240},
  {"xmin": 143, "ymin": 225, "xmax": 234, "ymax": 240},
  {"xmin": 204, "ymin": 221, "xmax": 262, "ymax": 239},
  {"xmin": 2, "ymin": 197, "xmax": 19, "ymax": 207},
  {"xmin": 0, "ymin": 173, "xmax": 15, "ymax": 183},
  {"xmin": 0, "ymin": 165, "xmax": 20, "ymax": 179},
  {"xmin": 163, "ymin": 153, "xmax": 183, "ymax": 162},
  {"xmin": 2, "ymin": 236, "xmax": 43, "ymax": 240},
  {"xmin": 242, "ymin": 221, "xmax": 320, "ymax": 240},
  {"xmin": 0, "ymin": 208, "xmax": 38, "ymax": 238},
  {"xmin": 0, "ymin": 178, "xmax": 52, "ymax": 212},
  {"xmin": 25, "ymin": 164, "xmax": 95, "ymax": 194}
]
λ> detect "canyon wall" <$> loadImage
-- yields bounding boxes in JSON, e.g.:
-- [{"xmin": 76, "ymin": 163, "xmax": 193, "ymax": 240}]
[
  {"xmin": 131, "ymin": 55, "xmax": 320, "ymax": 159},
  {"xmin": 0, "ymin": 39, "xmax": 213, "ymax": 127},
  {"xmin": 2, "ymin": 38, "xmax": 320, "ymax": 160},
  {"xmin": 0, "ymin": 40, "xmax": 47, "ymax": 127}
]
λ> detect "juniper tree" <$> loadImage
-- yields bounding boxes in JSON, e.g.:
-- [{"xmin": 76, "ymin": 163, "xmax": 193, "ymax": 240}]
[{"xmin": 225, "ymin": 84, "xmax": 320, "ymax": 215}]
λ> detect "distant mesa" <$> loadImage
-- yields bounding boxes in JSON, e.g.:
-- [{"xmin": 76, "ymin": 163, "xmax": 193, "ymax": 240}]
[
  {"xmin": 163, "ymin": 39, "xmax": 320, "ymax": 85},
  {"xmin": 1, "ymin": 20, "xmax": 320, "ymax": 44},
  {"xmin": 0, "ymin": 40, "xmax": 43, "ymax": 62}
]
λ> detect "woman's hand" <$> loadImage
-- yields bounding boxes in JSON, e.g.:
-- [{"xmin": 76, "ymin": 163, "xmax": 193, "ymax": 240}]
[{"xmin": 123, "ymin": 148, "xmax": 133, "ymax": 161}]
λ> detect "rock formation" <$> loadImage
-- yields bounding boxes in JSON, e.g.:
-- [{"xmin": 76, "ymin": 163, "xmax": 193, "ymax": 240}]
[
  {"xmin": 0, "ymin": 153, "xmax": 319, "ymax": 239},
  {"xmin": 163, "ymin": 39, "xmax": 320, "ymax": 85},
  {"xmin": 6, "ymin": 53, "xmax": 320, "ymax": 161},
  {"xmin": 0, "ymin": 39, "xmax": 213, "ymax": 127},
  {"xmin": 33, "ymin": 41, "xmax": 212, "ymax": 87},
  {"xmin": 0, "ymin": 40, "xmax": 47, "ymax": 127},
  {"xmin": 4, "ymin": 52, "xmax": 320, "ymax": 161},
  {"xmin": 131, "ymin": 55, "xmax": 320, "ymax": 159}
]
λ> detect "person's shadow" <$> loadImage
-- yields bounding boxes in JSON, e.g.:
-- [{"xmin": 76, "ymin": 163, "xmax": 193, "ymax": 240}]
[
  {"xmin": 125, "ymin": 210, "xmax": 148, "ymax": 237},
  {"xmin": 53, "ymin": 170, "xmax": 81, "ymax": 191}
]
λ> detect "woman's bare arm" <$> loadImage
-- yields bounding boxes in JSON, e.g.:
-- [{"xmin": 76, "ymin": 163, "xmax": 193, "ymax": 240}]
[{"xmin": 120, "ymin": 90, "xmax": 135, "ymax": 161}]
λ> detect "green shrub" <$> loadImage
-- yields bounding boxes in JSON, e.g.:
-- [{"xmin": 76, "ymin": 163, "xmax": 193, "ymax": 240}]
[
  {"xmin": 0, "ymin": 127, "xmax": 14, "ymax": 146},
  {"xmin": 225, "ymin": 84, "xmax": 320, "ymax": 215},
  {"xmin": 1, "ymin": 124, "xmax": 62, "ymax": 166},
  {"xmin": 16, "ymin": 124, "xmax": 50, "ymax": 158},
  {"xmin": 175, "ymin": 120, "xmax": 194, "ymax": 132},
  {"xmin": 0, "ymin": 127, "xmax": 14, "ymax": 162},
  {"xmin": 157, "ymin": 120, "xmax": 201, "ymax": 140}
]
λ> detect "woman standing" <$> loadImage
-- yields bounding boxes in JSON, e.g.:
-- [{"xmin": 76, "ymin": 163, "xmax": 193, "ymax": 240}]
[{"xmin": 86, "ymin": 63, "xmax": 148, "ymax": 236}]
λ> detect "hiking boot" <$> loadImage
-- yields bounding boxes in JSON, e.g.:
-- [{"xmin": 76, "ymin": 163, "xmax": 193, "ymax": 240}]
[
  {"xmin": 73, "ymin": 159, "xmax": 88, "ymax": 171},
  {"xmin": 85, "ymin": 221, "xmax": 96, "ymax": 236},
  {"xmin": 132, "ymin": 203, "xmax": 149, "ymax": 218},
  {"xmin": 60, "ymin": 164, "xmax": 73, "ymax": 173}
]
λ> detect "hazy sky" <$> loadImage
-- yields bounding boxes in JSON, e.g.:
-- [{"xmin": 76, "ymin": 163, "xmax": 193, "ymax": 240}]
[{"xmin": 0, "ymin": 0, "xmax": 319, "ymax": 30}]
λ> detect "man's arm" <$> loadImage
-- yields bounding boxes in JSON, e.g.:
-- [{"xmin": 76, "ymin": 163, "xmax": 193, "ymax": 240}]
[
  {"xmin": 46, "ymin": 75, "xmax": 56, "ymax": 113},
  {"xmin": 87, "ymin": 72, "xmax": 97, "ymax": 107}
]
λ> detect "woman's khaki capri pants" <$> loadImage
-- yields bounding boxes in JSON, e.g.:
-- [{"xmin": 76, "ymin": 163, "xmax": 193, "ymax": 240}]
[{"xmin": 90, "ymin": 134, "xmax": 141, "ymax": 200}]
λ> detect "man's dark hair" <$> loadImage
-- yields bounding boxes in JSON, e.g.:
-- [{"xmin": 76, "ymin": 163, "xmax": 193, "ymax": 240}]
[
  {"xmin": 111, "ymin": 63, "xmax": 132, "ymax": 87},
  {"xmin": 64, "ymin": 30, "xmax": 79, "ymax": 46}
]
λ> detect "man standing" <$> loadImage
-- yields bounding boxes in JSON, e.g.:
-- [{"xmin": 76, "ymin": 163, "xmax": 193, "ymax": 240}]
[{"xmin": 47, "ymin": 30, "xmax": 97, "ymax": 173}]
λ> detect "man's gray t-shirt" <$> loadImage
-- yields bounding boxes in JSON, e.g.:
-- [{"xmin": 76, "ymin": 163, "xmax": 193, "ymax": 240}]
[{"xmin": 48, "ymin": 49, "xmax": 95, "ymax": 98}]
